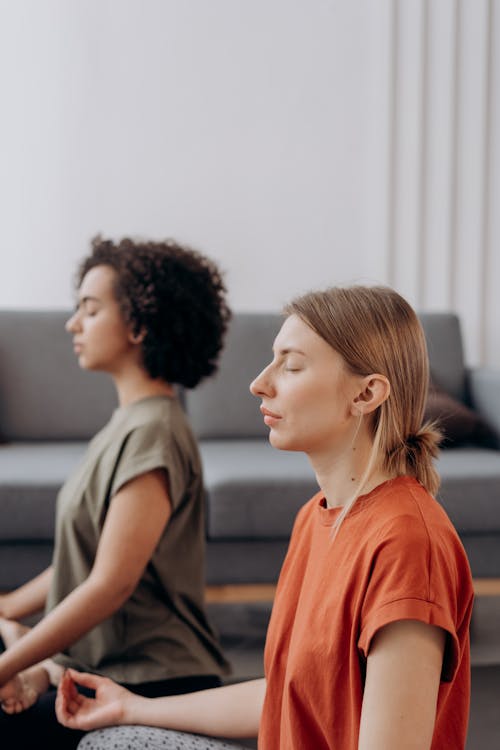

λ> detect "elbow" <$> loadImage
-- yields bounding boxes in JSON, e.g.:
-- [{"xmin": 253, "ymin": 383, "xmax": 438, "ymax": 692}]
[{"xmin": 85, "ymin": 574, "xmax": 137, "ymax": 614}]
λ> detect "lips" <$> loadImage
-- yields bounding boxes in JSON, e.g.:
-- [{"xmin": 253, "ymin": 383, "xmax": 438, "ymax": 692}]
[
  {"xmin": 260, "ymin": 406, "xmax": 281, "ymax": 419},
  {"xmin": 260, "ymin": 405, "xmax": 282, "ymax": 427}
]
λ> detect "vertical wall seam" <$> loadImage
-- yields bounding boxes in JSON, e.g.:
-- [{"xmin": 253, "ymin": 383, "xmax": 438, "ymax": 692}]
[
  {"xmin": 386, "ymin": 0, "xmax": 398, "ymax": 286},
  {"xmin": 479, "ymin": 0, "xmax": 493, "ymax": 365},
  {"xmin": 449, "ymin": 0, "xmax": 461, "ymax": 310},
  {"xmin": 417, "ymin": 0, "xmax": 429, "ymax": 308}
]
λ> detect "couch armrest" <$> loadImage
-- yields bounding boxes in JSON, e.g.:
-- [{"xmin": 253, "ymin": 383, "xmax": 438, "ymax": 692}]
[{"xmin": 468, "ymin": 367, "xmax": 500, "ymax": 442}]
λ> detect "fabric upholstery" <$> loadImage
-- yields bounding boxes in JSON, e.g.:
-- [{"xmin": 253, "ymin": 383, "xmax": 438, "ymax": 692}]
[
  {"xmin": 0, "ymin": 543, "xmax": 53, "ymax": 590},
  {"xmin": 200, "ymin": 440, "xmax": 317, "ymax": 539},
  {"xmin": 425, "ymin": 381, "xmax": 497, "ymax": 446},
  {"xmin": 468, "ymin": 367, "xmax": 500, "ymax": 441},
  {"xmin": 0, "ymin": 442, "xmax": 86, "ymax": 538},
  {"xmin": 185, "ymin": 313, "xmax": 282, "ymax": 439},
  {"xmin": 200, "ymin": 440, "xmax": 500, "ymax": 540},
  {"xmin": 436, "ymin": 448, "xmax": 500, "ymax": 532},
  {"xmin": 419, "ymin": 312, "xmax": 466, "ymax": 401},
  {"xmin": 0, "ymin": 310, "xmax": 116, "ymax": 441},
  {"xmin": 206, "ymin": 540, "xmax": 289, "ymax": 585},
  {"xmin": 461, "ymin": 535, "xmax": 500, "ymax": 579}
]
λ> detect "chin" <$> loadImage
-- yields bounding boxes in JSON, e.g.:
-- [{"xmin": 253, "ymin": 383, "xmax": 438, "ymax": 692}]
[
  {"xmin": 268, "ymin": 431, "xmax": 301, "ymax": 452},
  {"xmin": 77, "ymin": 355, "xmax": 98, "ymax": 371},
  {"xmin": 76, "ymin": 355, "xmax": 88, "ymax": 369}
]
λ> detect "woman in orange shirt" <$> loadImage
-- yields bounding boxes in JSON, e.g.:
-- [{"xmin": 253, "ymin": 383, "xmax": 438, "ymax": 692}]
[{"xmin": 55, "ymin": 285, "xmax": 473, "ymax": 750}]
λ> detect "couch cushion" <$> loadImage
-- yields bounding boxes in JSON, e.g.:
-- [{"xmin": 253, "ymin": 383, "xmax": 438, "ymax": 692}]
[
  {"xmin": 0, "ymin": 310, "xmax": 116, "ymax": 441},
  {"xmin": 436, "ymin": 448, "xmax": 500, "ymax": 533},
  {"xmin": 0, "ymin": 543, "xmax": 54, "ymax": 590},
  {"xmin": 199, "ymin": 440, "xmax": 318, "ymax": 539},
  {"xmin": 0, "ymin": 442, "xmax": 87, "ymax": 539},
  {"xmin": 200, "ymin": 441, "xmax": 500, "ymax": 541},
  {"xmin": 186, "ymin": 314, "xmax": 283, "ymax": 439},
  {"xmin": 206, "ymin": 540, "xmax": 290, "ymax": 586},
  {"xmin": 419, "ymin": 313, "xmax": 466, "ymax": 402},
  {"xmin": 459, "ymin": 535, "xmax": 500, "ymax": 579}
]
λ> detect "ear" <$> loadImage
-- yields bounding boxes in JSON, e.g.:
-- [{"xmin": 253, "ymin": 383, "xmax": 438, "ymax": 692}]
[
  {"xmin": 128, "ymin": 328, "xmax": 146, "ymax": 345},
  {"xmin": 351, "ymin": 374, "xmax": 390, "ymax": 416}
]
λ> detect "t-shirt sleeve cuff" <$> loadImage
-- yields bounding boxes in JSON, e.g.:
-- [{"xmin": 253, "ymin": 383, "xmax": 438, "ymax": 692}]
[
  {"xmin": 358, "ymin": 597, "xmax": 460, "ymax": 682},
  {"xmin": 110, "ymin": 452, "xmax": 181, "ymax": 508}
]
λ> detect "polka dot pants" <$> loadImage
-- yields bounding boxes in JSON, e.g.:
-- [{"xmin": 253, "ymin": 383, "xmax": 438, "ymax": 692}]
[{"xmin": 78, "ymin": 725, "xmax": 250, "ymax": 750}]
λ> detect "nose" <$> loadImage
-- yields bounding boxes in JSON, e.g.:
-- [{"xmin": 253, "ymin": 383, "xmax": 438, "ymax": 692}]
[
  {"xmin": 65, "ymin": 310, "xmax": 81, "ymax": 333},
  {"xmin": 250, "ymin": 363, "xmax": 275, "ymax": 398}
]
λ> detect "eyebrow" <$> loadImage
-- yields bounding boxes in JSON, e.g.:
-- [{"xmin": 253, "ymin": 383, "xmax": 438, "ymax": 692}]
[
  {"xmin": 76, "ymin": 295, "xmax": 101, "ymax": 308},
  {"xmin": 273, "ymin": 347, "xmax": 306, "ymax": 356}
]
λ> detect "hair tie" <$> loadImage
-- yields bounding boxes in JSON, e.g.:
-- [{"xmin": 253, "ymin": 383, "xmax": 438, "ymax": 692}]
[{"xmin": 405, "ymin": 433, "xmax": 420, "ymax": 449}]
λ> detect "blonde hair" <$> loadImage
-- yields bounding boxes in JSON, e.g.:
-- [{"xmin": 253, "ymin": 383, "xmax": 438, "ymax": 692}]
[{"xmin": 285, "ymin": 286, "xmax": 441, "ymax": 525}]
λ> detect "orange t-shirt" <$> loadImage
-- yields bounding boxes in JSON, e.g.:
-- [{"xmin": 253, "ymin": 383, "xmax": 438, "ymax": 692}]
[{"xmin": 260, "ymin": 476, "xmax": 474, "ymax": 750}]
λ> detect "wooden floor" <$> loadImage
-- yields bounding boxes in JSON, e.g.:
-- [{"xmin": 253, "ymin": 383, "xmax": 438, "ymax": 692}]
[
  {"xmin": 206, "ymin": 579, "xmax": 500, "ymax": 603},
  {"xmin": 3, "ymin": 580, "xmax": 500, "ymax": 606},
  {"xmin": 472, "ymin": 579, "xmax": 500, "ymax": 597},
  {"xmin": 206, "ymin": 584, "xmax": 276, "ymax": 603}
]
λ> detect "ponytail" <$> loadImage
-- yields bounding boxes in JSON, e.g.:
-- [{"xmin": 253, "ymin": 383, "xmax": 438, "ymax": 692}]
[{"xmin": 385, "ymin": 421, "xmax": 442, "ymax": 497}]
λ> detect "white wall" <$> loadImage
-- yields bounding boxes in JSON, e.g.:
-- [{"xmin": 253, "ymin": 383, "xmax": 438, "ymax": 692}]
[{"xmin": 0, "ymin": 1, "xmax": 499, "ymax": 367}]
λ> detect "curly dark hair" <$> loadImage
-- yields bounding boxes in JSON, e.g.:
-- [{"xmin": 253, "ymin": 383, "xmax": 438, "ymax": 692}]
[{"xmin": 77, "ymin": 236, "xmax": 231, "ymax": 388}]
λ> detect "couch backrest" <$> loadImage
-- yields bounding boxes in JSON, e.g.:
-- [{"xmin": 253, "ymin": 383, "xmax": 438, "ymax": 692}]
[
  {"xmin": 0, "ymin": 309, "xmax": 466, "ymax": 442},
  {"xmin": 418, "ymin": 312, "xmax": 466, "ymax": 401},
  {"xmin": 186, "ymin": 311, "xmax": 467, "ymax": 439},
  {"xmin": 0, "ymin": 310, "xmax": 116, "ymax": 441},
  {"xmin": 186, "ymin": 313, "xmax": 282, "ymax": 439}
]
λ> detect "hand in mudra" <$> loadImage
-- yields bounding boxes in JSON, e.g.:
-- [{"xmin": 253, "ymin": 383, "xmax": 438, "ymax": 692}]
[{"xmin": 56, "ymin": 669, "xmax": 134, "ymax": 731}]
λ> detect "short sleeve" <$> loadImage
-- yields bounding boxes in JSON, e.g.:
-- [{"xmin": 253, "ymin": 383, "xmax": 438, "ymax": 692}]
[
  {"xmin": 357, "ymin": 515, "xmax": 468, "ymax": 682},
  {"xmin": 109, "ymin": 421, "xmax": 188, "ymax": 510}
]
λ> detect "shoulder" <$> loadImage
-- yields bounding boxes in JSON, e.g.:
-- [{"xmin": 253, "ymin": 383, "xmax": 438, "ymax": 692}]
[
  {"xmin": 117, "ymin": 397, "xmax": 194, "ymax": 449},
  {"xmin": 370, "ymin": 477, "xmax": 462, "ymax": 547},
  {"xmin": 119, "ymin": 396, "xmax": 177, "ymax": 430},
  {"xmin": 357, "ymin": 478, "xmax": 473, "ymax": 672},
  {"xmin": 108, "ymin": 398, "xmax": 201, "ymax": 505},
  {"xmin": 104, "ymin": 397, "xmax": 199, "ymax": 477},
  {"xmin": 366, "ymin": 477, "xmax": 473, "ymax": 594}
]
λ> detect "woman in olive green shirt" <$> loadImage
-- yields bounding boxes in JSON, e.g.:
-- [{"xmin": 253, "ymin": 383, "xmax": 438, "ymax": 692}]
[{"xmin": 0, "ymin": 237, "xmax": 231, "ymax": 748}]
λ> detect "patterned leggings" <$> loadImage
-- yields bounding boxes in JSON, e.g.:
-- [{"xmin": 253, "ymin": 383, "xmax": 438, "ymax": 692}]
[{"xmin": 78, "ymin": 726, "xmax": 252, "ymax": 749}]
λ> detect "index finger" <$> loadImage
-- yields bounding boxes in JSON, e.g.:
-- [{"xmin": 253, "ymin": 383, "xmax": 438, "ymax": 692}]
[{"xmin": 56, "ymin": 672, "xmax": 81, "ymax": 721}]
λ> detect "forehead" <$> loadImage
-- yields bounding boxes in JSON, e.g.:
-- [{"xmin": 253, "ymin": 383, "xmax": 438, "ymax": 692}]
[
  {"xmin": 274, "ymin": 314, "xmax": 339, "ymax": 359},
  {"xmin": 78, "ymin": 265, "xmax": 117, "ymax": 299}
]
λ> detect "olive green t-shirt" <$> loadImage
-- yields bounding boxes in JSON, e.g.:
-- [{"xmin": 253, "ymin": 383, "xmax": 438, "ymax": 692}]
[{"xmin": 46, "ymin": 395, "xmax": 229, "ymax": 684}]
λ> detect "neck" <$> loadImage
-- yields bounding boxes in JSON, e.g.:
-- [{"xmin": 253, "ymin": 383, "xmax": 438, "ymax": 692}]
[
  {"xmin": 111, "ymin": 363, "xmax": 174, "ymax": 407},
  {"xmin": 308, "ymin": 421, "xmax": 391, "ymax": 508}
]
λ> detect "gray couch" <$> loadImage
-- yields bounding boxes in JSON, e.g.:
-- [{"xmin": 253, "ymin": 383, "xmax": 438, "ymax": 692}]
[{"xmin": 1, "ymin": 309, "xmax": 500, "ymax": 595}]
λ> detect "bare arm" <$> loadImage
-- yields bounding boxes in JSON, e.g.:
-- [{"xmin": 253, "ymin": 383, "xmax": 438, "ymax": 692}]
[
  {"xmin": 0, "ymin": 469, "xmax": 171, "ymax": 686},
  {"xmin": 57, "ymin": 669, "xmax": 265, "ymax": 738},
  {"xmin": 0, "ymin": 567, "xmax": 54, "ymax": 620},
  {"xmin": 358, "ymin": 620, "xmax": 446, "ymax": 750}
]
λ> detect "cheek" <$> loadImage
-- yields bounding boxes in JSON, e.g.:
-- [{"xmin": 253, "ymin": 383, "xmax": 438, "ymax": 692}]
[
  {"xmin": 297, "ymin": 384, "xmax": 338, "ymax": 413},
  {"xmin": 303, "ymin": 384, "xmax": 350, "ymax": 426},
  {"xmin": 96, "ymin": 318, "xmax": 131, "ymax": 349}
]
